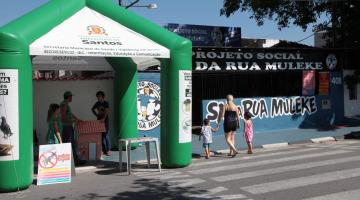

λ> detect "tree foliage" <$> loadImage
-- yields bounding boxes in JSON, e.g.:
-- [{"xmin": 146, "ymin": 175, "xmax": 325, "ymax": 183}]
[{"xmin": 220, "ymin": 0, "xmax": 360, "ymax": 48}]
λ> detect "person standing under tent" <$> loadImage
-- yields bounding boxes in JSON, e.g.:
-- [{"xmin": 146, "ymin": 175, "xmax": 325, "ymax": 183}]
[
  {"xmin": 60, "ymin": 91, "xmax": 84, "ymax": 164},
  {"xmin": 46, "ymin": 103, "xmax": 62, "ymax": 144},
  {"xmin": 91, "ymin": 91, "xmax": 111, "ymax": 156}
]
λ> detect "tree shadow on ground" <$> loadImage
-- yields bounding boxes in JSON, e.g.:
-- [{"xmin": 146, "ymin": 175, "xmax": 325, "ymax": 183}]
[{"xmin": 41, "ymin": 178, "xmax": 208, "ymax": 200}]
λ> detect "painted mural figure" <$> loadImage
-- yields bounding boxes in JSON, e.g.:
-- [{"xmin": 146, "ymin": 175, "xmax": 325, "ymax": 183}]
[
  {"xmin": 243, "ymin": 111, "xmax": 254, "ymax": 154},
  {"xmin": 137, "ymin": 85, "xmax": 160, "ymax": 121},
  {"xmin": 91, "ymin": 91, "xmax": 110, "ymax": 156},
  {"xmin": 217, "ymin": 94, "xmax": 240, "ymax": 157},
  {"xmin": 140, "ymin": 86, "xmax": 153, "ymax": 120},
  {"xmin": 200, "ymin": 118, "xmax": 219, "ymax": 159},
  {"xmin": 46, "ymin": 104, "xmax": 63, "ymax": 144}
]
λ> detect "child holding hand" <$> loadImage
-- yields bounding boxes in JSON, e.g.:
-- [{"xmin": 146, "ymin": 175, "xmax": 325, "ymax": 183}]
[
  {"xmin": 200, "ymin": 118, "xmax": 219, "ymax": 159},
  {"xmin": 244, "ymin": 111, "xmax": 254, "ymax": 154}
]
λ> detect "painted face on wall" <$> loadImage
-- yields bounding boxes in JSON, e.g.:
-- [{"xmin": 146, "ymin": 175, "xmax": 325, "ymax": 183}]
[{"xmin": 144, "ymin": 87, "xmax": 150, "ymax": 96}]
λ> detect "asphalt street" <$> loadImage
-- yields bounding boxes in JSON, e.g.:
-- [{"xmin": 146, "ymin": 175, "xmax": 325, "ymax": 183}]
[{"xmin": 1, "ymin": 139, "xmax": 360, "ymax": 200}]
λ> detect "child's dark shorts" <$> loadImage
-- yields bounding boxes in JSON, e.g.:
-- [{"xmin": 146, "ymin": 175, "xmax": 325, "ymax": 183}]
[{"xmin": 203, "ymin": 143, "xmax": 210, "ymax": 149}]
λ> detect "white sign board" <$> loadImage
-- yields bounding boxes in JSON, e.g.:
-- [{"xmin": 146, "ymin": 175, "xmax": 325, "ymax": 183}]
[
  {"xmin": 37, "ymin": 143, "xmax": 72, "ymax": 185},
  {"xmin": 0, "ymin": 69, "xmax": 19, "ymax": 161},
  {"xmin": 179, "ymin": 70, "xmax": 192, "ymax": 143},
  {"xmin": 30, "ymin": 7, "xmax": 169, "ymax": 58}
]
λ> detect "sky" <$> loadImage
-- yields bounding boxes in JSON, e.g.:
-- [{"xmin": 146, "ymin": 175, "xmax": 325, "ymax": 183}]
[{"xmin": 0, "ymin": 0, "xmax": 327, "ymax": 46}]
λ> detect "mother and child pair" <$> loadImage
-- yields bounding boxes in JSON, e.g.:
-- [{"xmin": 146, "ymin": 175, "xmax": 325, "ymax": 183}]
[{"xmin": 200, "ymin": 94, "xmax": 253, "ymax": 159}]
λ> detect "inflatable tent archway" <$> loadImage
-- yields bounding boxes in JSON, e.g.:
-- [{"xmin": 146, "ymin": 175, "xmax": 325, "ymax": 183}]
[{"xmin": 0, "ymin": 0, "xmax": 192, "ymax": 192}]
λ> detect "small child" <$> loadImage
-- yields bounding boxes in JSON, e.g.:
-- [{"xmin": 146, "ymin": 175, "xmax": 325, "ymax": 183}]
[
  {"xmin": 46, "ymin": 104, "xmax": 63, "ymax": 144},
  {"xmin": 243, "ymin": 111, "xmax": 254, "ymax": 154},
  {"xmin": 200, "ymin": 119, "xmax": 219, "ymax": 159}
]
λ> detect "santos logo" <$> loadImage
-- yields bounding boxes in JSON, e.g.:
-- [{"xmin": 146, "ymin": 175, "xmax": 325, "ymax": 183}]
[
  {"xmin": 87, "ymin": 25, "xmax": 107, "ymax": 35},
  {"xmin": 82, "ymin": 25, "xmax": 122, "ymax": 46},
  {"xmin": 81, "ymin": 40, "xmax": 122, "ymax": 45}
]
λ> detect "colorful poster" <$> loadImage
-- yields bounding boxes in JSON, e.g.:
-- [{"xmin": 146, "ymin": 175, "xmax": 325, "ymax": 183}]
[
  {"xmin": 0, "ymin": 69, "xmax": 19, "ymax": 161},
  {"xmin": 37, "ymin": 143, "xmax": 72, "ymax": 185},
  {"xmin": 302, "ymin": 70, "xmax": 315, "ymax": 96},
  {"xmin": 319, "ymin": 72, "xmax": 330, "ymax": 95},
  {"xmin": 179, "ymin": 70, "xmax": 192, "ymax": 143}
]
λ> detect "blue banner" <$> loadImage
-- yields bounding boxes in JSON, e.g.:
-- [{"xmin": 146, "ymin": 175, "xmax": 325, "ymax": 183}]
[
  {"xmin": 164, "ymin": 23, "xmax": 241, "ymax": 47},
  {"xmin": 203, "ymin": 95, "xmax": 343, "ymax": 132}
]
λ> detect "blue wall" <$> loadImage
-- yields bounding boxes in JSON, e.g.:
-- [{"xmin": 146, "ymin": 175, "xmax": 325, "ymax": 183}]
[
  {"xmin": 202, "ymin": 71, "xmax": 344, "ymax": 132},
  {"xmin": 138, "ymin": 71, "xmax": 345, "ymax": 144}
]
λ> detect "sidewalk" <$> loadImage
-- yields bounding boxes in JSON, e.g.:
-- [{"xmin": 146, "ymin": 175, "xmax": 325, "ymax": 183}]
[{"xmin": 95, "ymin": 123, "xmax": 360, "ymax": 164}]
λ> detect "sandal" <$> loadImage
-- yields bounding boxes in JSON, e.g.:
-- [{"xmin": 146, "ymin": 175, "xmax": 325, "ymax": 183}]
[{"xmin": 231, "ymin": 151, "xmax": 238, "ymax": 158}]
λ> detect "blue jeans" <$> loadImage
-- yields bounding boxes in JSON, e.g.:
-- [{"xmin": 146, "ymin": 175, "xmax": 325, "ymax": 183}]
[
  {"xmin": 62, "ymin": 125, "xmax": 80, "ymax": 161},
  {"xmin": 102, "ymin": 132, "xmax": 110, "ymax": 153}
]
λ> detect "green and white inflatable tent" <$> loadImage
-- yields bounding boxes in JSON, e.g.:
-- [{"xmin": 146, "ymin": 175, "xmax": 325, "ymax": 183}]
[{"xmin": 0, "ymin": 0, "xmax": 192, "ymax": 192}]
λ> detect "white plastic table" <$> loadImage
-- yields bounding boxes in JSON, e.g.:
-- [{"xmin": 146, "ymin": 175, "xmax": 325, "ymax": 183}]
[{"xmin": 118, "ymin": 137, "xmax": 161, "ymax": 175}]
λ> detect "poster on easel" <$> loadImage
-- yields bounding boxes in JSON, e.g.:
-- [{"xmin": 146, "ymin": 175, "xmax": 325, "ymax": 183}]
[
  {"xmin": 0, "ymin": 69, "xmax": 19, "ymax": 161},
  {"xmin": 37, "ymin": 143, "xmax": 72, "ymax": 185}
]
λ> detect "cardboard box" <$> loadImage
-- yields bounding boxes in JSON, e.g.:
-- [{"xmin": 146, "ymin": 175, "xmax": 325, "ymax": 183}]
[{"xmin": 76, "ymin": 120, "xmax": 106, "ymax": 160}]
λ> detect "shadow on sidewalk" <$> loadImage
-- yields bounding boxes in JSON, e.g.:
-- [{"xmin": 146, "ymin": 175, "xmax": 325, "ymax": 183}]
[{"xmin": 42, "ymin": 177, "xmax": 207, "ymax": 200}]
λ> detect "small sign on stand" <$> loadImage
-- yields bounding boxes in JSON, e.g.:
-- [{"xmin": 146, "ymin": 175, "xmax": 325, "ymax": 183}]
[{"xmin": 37, "ymin": 143, "xmax": 72, "ymax": 185}]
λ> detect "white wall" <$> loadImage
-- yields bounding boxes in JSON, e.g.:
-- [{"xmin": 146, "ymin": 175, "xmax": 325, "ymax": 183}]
[
  {"xmin": 343, "ymin": 70, "xmax": 360, "ymax": 117},
  {"xmin": 33, "ymin": 80, "xmax": 115, "ymax": 145}
]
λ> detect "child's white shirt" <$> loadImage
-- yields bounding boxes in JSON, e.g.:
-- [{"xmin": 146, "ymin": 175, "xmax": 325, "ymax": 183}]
[{"xmin": 201, "ymin": 125, "xmax": 212, "ymax": 144}]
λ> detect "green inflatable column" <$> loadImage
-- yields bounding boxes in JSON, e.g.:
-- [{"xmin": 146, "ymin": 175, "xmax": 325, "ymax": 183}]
[
  {"xmin": 109, "ymin": 58, "xmax": 138, "ymax": 143},
  {"xmin": 161, "ymin": 40, "xmax": 192, "ymax": 167},
  {"xmin": 0, "ymin": 34, "xmax": 33, "ymax": 192}
]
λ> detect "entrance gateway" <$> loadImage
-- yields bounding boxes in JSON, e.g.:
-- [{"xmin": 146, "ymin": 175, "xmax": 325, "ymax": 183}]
[{"xmin": 0, "ymin": 0, "xmax": 192, "ymax": 192}]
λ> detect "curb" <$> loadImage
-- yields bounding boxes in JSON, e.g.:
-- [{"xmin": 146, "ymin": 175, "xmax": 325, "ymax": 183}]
[
  {"xmin": 261, "ymin": 142, "xmax": 289, "ymax": 149},
  {"xmin": 75, "ymin": 166, "xmax": 97, "ymax": 173},
  {"xmin": 310, "ymin": 137, "xmax": 336, "ymax": 143}
]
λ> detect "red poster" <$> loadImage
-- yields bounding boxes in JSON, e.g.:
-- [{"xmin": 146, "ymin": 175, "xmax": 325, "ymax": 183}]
[
  {"xmin": 302, "ymin": 71, "xmax": 315, "ymax": 96},
  {"xmin": 318, "ymin": 72, "xmax": 330, "ymax": 95}
]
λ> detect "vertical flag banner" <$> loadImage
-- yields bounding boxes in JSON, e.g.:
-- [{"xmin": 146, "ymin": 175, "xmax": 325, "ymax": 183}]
[
  {"xmin": 302, "ymin": 70, "xmax": 316, "ymax": 96},
  {"xmin": 37, "ymin": 143, "xmax": 72, "ymax": 185},
  {"xmin": 0, "ymin": 69, "xmax": 19, "ymax": 161},
  {"xmin": 179, "ymin": 70, "xmax": 192, "ymax": 143},
  {"xmin": 319, "ymin": 72, "xmax": 330, "ymax": 95}
]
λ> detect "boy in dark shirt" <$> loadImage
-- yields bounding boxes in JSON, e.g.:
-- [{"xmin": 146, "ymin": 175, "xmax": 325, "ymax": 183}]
[{"xmin": 91, "ymin": 91, "xmax": 110, "ymax": 156}]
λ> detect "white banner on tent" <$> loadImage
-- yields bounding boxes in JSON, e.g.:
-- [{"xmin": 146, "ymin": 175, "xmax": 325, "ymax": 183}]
[
  {"xmin": 0, "ymin": 69, "xmax": 19, "ymax": 161},
  {"xmin": 30, "ymin": 7, "xmax": 169, "ymax": 58},
  {"xmin": 179, "ymin": 70, "xmax": 192, "ymax": 143}
]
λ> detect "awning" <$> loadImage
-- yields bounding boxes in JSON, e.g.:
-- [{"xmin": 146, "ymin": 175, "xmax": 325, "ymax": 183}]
[{"xmin": 30, "ymin": 7, "xmax": 169, "ymax": 58}]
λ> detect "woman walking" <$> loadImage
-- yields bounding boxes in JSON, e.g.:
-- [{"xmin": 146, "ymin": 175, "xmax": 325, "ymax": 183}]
[{"xmin": 218, "ymin": 94, "xmax": 240, "ymax": 157}]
